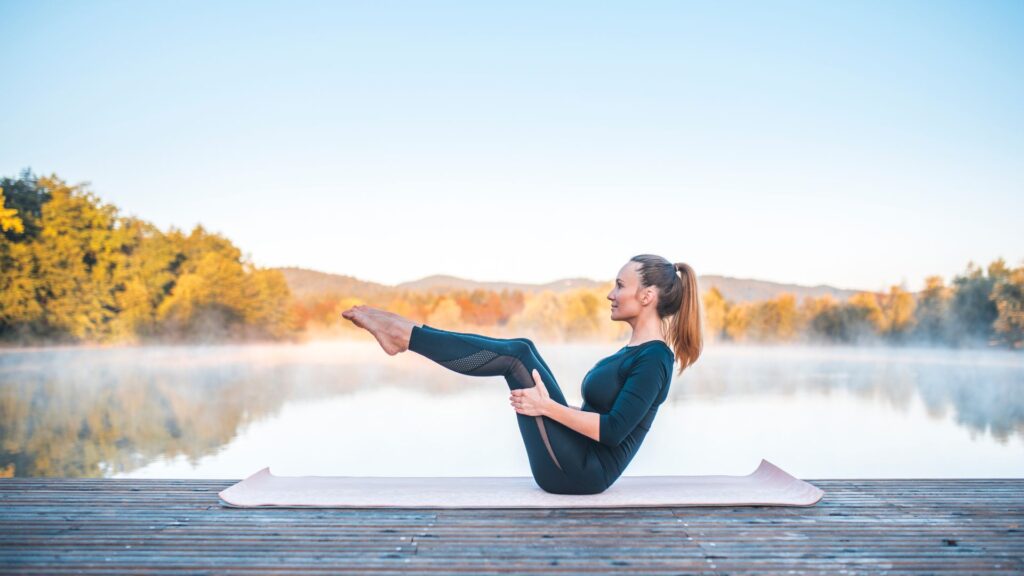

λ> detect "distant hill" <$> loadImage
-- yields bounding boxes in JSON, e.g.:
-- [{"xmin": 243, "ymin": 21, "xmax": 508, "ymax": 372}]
[
  {"xmin": 273, "ymin": 267, "xmax": 392, "ymax": 299},
  {"xmin": 395, "ymin": 274, "xmax": 607, "ymax": 294},
  {"xmin": 274, "ymin": 267, "xmax": 865, "ymax": 303},
  {"xmin": 698, "ymin": 274, "xmax": 862, "ymax": 303}
]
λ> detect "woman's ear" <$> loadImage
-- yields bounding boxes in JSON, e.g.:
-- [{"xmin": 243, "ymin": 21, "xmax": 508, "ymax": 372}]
[{"xmin": 642, "ymin": 287, "xmax": 654, "ymax": 305}]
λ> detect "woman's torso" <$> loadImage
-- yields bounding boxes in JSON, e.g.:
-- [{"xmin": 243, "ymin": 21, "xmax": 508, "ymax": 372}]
[{"xmin": 580, "ymin": 340, "xmax": 674, "ymax": 487}]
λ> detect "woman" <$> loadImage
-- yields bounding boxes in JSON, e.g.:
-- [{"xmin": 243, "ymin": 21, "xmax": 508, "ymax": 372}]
[{"xmin": 341, "ymin": 254, "xmax": 703, "ymax": 495}]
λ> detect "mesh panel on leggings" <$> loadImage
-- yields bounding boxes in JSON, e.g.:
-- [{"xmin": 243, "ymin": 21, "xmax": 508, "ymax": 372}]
[{"xmin": 439, "ymin": 349, "xmax": 500, "ymax": 373}]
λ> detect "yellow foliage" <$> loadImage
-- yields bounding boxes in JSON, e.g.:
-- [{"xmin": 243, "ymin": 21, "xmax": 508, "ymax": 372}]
[
  {"xmin": 701, "ymin": 287, "xmax": 728, "ymax": 341},
  {"xmin": 245, "ymin": 268, "xmax": 297, "ymax": 338},
  {"xmin": 0, "ymin": 242, "xmax": 43, "ymax": 325},
  {"xmin": 725, "ymin": 302, "xmax": 753, "ymax": 342},
  {"xmin": 427, "ymin": 297, "xmax": 463, "ymax": 327},
  {"xmin": 745, "ymin": 293, "xmax": 799, "ymax": 342},
  {"xmin": 156, "ymin": 272, "xmax": 206, "ymax": 325},
  {"xmin": 110, "ymin": 277, "xmax": 153, "ymax": 344},
  {"xmin": 849, "ymin": 292, "xmax": 885, "ymax": 331},
  {"xmin": 0, "ymin": 188, "xmax": 24, "ymax": 234},
  {"xmin": 880, "ymin": 285, "xmax": 916, "ymax": 335}
]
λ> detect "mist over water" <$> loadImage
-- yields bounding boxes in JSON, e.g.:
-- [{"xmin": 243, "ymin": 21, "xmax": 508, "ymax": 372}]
[{"xmin": 0, "ymin": 340, "xmax": 1021, "ymax": 479}]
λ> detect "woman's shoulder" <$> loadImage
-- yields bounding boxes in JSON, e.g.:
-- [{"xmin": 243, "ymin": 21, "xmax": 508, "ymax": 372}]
[
  {"xmin": 626, "ymin": 340, "xmax": 673, "ymax": 366},
  {"xmin": 637, "ymin": 340, "xmax": 673, "ymax": 357}
]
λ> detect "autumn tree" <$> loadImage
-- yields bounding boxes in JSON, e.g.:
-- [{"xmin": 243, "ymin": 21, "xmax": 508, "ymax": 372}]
[
  {"xmin": 878, "ymin": 285, "xmax": 916, "ymax": 342},
  {"xmin": 0, "ymin": 170, "xmax": 298, "ymax": 344},
  {"xmin": 0, "ymin": 185, "xmax": 43, "ymax": 334},
  {"xmin": 913, "ymin": 275, "xmax": 952, "ymax": 344},
  {"xmin": 724, "ymin": 301, "xmax": 753, "ymax": 342},
  {"xmin": 701, "ymin": 287, "xmax": 728, "ymax": 342}
]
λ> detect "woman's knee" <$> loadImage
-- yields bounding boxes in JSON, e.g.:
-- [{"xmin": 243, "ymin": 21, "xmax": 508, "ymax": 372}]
[
  {"xmin": 514, "ymin": 337, "xmax": 541, "ymax": 357},
  {"xmin": 509, "ymin": 339, "xmax": 536, "ymax": 362}
]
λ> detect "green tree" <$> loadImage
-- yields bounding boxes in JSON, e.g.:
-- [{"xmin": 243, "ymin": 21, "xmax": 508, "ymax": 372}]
[
  {"xmin": 0, "ymin": 169, "xmax": 50, "ymax": 239},
  {"xmin": 949, "ymin": 260, "xmax": 1007, "ymax": 346},
  {"xmin": 991, "ymin": 264, "xmax": 1024, "ymax": 349},
  {"xmin": 806, "ymin": 294, "xmax": 843, "ymax": 342}
]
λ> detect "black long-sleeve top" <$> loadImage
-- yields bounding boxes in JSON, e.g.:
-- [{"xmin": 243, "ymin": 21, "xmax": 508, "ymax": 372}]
[{"xmin": 580, "ymin": 340, "xmax": 674, "ymax": 487}]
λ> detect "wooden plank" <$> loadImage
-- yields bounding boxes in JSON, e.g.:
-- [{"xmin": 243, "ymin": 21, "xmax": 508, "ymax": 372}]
[{"xmin": 0, "ymin": 478, "xmax": 1021, "ymax": 575}]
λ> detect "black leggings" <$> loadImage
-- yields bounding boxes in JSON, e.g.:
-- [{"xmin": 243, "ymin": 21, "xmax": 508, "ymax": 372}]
[{"xmin": 407, "ymin": 324, "xmax": 609, "ymax": 495}]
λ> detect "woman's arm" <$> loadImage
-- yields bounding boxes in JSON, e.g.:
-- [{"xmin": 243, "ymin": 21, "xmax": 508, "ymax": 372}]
[
  {"xmin": 511, "ymin": 369, "xmax": 600, "ymax": 442},
  {"xmin": 543, "ymin": 400, "xmax": 600, "ymax": 443}
]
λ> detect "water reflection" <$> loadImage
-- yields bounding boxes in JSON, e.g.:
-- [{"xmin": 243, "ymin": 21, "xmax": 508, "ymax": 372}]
[
  {"xmin": 674, "ymin": 345, "xmax": 1024, "ymax": 442},
  {"xmin": 0, "ymin": 341, "xmax": 1021, "ymax": 478}
]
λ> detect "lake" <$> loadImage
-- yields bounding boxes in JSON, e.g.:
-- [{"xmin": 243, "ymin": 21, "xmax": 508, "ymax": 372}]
[{"xmin": 0, "ymin": 340, "xmax": 1021, "ymax": 479}]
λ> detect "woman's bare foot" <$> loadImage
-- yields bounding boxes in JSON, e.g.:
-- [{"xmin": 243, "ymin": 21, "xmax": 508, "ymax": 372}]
[{"xmin": 340, "ymin": 305, "xmax": 416, "ymax": 355}]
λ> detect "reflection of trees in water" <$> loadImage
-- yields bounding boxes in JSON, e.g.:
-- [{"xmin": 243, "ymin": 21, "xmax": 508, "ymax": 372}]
[
  {"xmin": 1, "ymin": 342, "xmax": 1021, "ymax": 477},
  {"xmin": 672, "ymin": 345, "xmax": 1024, "ymax": 442},
  {"xmin": 0, "ymin": 342, "xmax": 511, "ymax": 477},
  {"xmin": 0, "ymin": 364, "xmax": 287, "ymax": 477}
]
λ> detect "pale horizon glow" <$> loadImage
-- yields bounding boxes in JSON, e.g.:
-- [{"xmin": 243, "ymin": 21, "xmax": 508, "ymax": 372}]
[{"xmin": 2, "ymin": 0, "xmax": 1022, "ymax": 292}]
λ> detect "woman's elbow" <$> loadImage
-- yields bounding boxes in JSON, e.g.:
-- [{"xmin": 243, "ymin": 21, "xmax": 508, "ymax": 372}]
[{"xmin": 598, "ymin": 422, "xmax": 627, "ymax": 447}]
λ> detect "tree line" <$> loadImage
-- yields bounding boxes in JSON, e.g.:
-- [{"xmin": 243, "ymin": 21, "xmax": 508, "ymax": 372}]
[
  {"xmin": 2, "ymin": 169, "xmax": 1021, "ymax": 349},
  {"xmin": 701, "ymin": 259, "xmax": 1022, "ymax": 349},
  {"xmin": 1, "ymin": 170, "xmax": 294, "ymax": 344}
]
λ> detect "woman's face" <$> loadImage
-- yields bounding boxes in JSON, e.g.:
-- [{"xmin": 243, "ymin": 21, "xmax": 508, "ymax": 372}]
[{"xmin": 607, "ymin": 261, "xmax": 654, "ymax": 321}]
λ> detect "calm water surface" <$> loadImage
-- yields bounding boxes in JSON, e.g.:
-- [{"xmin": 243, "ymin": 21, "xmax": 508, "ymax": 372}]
[{"xmin": 0, "ymin": 340, "xmax": 1021, "ymax": 479}]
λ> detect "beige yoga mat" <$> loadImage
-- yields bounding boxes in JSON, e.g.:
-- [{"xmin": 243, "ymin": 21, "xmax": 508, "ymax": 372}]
[{"xmin": 218, "ymin": 459, "xmax": 824, "ymax": 508}]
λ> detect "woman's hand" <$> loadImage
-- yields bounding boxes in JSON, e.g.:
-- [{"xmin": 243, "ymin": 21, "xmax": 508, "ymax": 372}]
[{"xmin": 510, "ymin": 369, "xmax": 551, "ymax": 417}]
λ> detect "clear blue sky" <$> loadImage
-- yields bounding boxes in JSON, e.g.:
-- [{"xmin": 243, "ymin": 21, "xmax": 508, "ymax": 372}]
[{"xmin": 2, "ymin": 0, "xmax": 1021, "ymax": 292}]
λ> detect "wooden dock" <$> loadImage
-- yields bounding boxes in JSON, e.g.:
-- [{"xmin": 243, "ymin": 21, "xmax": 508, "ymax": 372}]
[{"xmin": 1, "ymin": 477, "xmax": 1021, "ymax": 574}]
